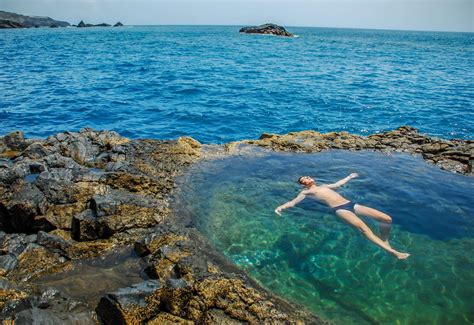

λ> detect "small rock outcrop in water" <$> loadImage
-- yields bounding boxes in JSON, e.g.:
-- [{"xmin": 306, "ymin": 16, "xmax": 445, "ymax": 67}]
[
  {"xmin": 0, "ymin": 127, "xmax": 471, "ymax": 323},
  {"xmin": 77, "ymin": 20, "xmax": 112, "ymax": 28},
  {"xmin": 113, "ymin": 22, "xmax": 123, "ymax": 27},
  {"xmin": 239, "ymin": 23, "xmax": 294, "ymax": 37},
  {"xmin": 0, "ymin": 10, "xmax": 70, "ymax": 28}
]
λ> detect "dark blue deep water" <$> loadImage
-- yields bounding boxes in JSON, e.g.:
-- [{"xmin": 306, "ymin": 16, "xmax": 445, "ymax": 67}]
[{"xmin": 0, "ymin": 26, "xmax": 473, "ymax": 142}]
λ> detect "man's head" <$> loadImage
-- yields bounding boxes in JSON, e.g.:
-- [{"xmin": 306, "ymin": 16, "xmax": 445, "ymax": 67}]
[{"xmin": 298, "ymin": 176, "xmax": 315, "ymax": 187}]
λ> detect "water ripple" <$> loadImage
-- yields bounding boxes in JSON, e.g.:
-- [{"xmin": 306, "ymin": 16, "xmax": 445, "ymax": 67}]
[{"xmin": 0, "ymin": 26, "xmax": 473, "ymax": 143}]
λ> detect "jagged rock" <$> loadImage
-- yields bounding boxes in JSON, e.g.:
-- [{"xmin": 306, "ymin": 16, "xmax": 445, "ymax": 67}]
[
  {"xmin": 113, "ymin": 22, "xmax": 123, "ymax": 27},
  {"xmin": 241, "ymin": 126, "xmax": 473, "ymax": 175},
  {"xmin": 239, "ymin": 23, "xmax": 294, "ymax": 37},
  {"xmin": 71, "ymin": 209, "xmax": 108, "ymax": 241},
  {"xmin": 96, "ymin": 280, "xmax": 162, "ymax": 324},
  {"xmin": 36, "ymin": 231, "xmax": 72, "ymax": 257},
  {"xmin": 1, "ymin": 288, "xmax": 95, "ymax": 323},
  {"xmin": 13, "ymin": 243, "xmax": 67, "ymax": 281},
  {"xmin": 0, "ymin": 279, "xmax": 29, "ymax": 312},
  {"xmin": 148, "ymin": 312, "xmax": 194, "ymax": 324},
  {"xmin": 0, "ymin": 183, "xmax": 51, "ymax": 233},
  {"xmin": 0, "ymin": 233, "xmax": 35, "ymax": 257},
  {"xmin": 28, "ymin": 162, "xmax": 46, "ymax": 174},
  {"xmin": 134, "ymin": 225, "xmax": 186, "ymax": 258},
  {"xmin": 3, "ymin": 131, "xmax": 27, "ymax": 151},
  {"xmin": 71, "ymin": 190, "xmax": 165, "ymax": 241},
  {"xmin": 0, "ymin": 254, "xmax": 18, "ymax": 276}
]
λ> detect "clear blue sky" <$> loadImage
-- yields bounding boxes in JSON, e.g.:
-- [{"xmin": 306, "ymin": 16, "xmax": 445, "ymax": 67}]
[{"xmin": 1, "ymin": 0, "xmax": 472, "ymax": 32}]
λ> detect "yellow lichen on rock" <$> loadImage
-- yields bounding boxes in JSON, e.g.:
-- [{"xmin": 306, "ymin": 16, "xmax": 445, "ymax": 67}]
[{"xmin": 148, "ymin": 312, "xmax": 194, "ymax": 325}]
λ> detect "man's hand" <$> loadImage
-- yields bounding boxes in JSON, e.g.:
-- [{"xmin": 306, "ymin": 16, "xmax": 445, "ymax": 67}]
[
  {"xmin": 349, "ymin": 173, "xmax": 359, "ymax": 179},
  {"xmin": 275, "ymin": 206, "xmax": 283, "ymax": 216}
]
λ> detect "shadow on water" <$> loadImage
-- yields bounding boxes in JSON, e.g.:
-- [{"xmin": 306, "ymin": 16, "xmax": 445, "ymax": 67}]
[
  {"xmin": 174, "ymin": 149, "xmax": 474, "ymax": 325},
  {"xmin": 32, "ymin": 246, "xmax": 147, "ymax": 308}
]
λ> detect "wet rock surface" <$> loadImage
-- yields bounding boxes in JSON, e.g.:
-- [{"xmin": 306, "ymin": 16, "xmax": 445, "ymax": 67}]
[
  {"xmin": 239, "ymin": 23, "xmax": 294, "ymax": 37},
  {"xmin": 0, "ymin": 126, "xmax": 471, "ymax": 324}
]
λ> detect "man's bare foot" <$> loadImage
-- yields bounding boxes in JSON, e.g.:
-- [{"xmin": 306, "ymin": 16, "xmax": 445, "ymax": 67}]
[{"xmin": 393, "ymin": 251, "xmax": 410, "ymax": 260}]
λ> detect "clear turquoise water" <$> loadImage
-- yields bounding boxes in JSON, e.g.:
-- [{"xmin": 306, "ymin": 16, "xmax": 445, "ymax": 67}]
[
  {"xmin": 0, "ymin": 26, "xmax": 473, "ymax": 142},
  {"xmin": 175, "ymin": 150, "xmax": 474, "ymax": 324}
]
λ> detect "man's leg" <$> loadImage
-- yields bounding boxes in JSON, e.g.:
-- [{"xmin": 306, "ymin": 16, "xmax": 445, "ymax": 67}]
[
  {"xmin": 354, "ymin": 204, "xmax": 392, "ymax": 243},
  {"xmin": 335, "ymin": 209, "xmax": 409, "ymax": 259}
]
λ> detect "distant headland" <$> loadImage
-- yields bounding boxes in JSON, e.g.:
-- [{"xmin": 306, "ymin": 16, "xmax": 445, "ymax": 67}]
[
  {"xmin": 0, "ymin": 10, "xmax": 123, "ymax": 29},
  {"xmin": 239, "ymin": 23, "xmax": 294, "ymax": 37},
  {"xmin": 0, "ymin": 10, "xmax": 69, "ymax": 28}
]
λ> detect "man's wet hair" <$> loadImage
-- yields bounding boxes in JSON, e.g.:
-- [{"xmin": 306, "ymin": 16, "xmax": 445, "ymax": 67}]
[{"xmin": 297, "ymin": 176, "xmax": 305, "ymax": 184}]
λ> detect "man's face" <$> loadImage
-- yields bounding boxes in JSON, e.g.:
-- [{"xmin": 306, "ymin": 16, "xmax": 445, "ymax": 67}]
[{"xmin": 299, "ymin": 176, "xmax": 315, "ymax": 186}]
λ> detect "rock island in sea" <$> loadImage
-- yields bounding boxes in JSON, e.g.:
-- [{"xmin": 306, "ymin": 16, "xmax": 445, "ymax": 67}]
[
  {"xmin": 239, "ymin": 23, "xmax": 294, "ymax": 37},
  {"xmin": 0, "ymin": 127, "xmax": 472, "ymax": 323}
]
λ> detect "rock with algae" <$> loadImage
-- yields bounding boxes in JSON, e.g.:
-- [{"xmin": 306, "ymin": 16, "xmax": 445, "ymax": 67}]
[
  {"xmin": 97, "ymin": 223, "xmax": 323, "ymax": 324},
  {"xmin": 235, "ymin": 126, "xmax": 473, "ymax": 175},
  {"xmin": 0, "ymin": 129, "xmax": 207, "ymax": 323}
]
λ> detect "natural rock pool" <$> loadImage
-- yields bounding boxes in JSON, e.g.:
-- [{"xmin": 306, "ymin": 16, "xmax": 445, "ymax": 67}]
[
  {"xmin": 175, "ymin": 150, "xmax": 474, "ymax": 324},
  {"xmin": 32, "ymin": 247, "xmax": 146, "ymax": 308}
]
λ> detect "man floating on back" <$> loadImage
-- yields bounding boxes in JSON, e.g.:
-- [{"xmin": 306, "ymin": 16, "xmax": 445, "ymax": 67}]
[{"xmin": 275, "ymin": 173, "xmax": 410, "ymax": 259}]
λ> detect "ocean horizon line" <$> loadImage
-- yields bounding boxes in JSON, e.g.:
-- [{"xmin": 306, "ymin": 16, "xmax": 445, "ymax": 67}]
[{"xmin": 61, "ymin": 23, "xmax": 472, "ymax": 34}]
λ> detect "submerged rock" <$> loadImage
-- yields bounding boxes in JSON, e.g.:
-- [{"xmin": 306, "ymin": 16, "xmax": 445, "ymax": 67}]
[{"xmin": 239, "ymin": 23, "xmax": 294, "ymax": 37}]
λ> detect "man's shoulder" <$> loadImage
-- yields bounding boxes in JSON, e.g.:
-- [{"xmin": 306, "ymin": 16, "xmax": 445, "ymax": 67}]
[{"xmin": 302, "ymin": 187, "xmax": 317, "ymax": 195}]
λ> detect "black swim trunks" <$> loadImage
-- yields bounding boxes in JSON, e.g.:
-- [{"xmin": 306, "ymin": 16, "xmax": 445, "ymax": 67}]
[{"xmin": 333, "ymin": 201, "xmax": 356, "ymax": 213}]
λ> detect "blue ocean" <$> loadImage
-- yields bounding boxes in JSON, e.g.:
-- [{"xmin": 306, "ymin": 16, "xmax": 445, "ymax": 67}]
[
  {"xmin": 0, "ymin": 26, "xmax": 473, "ymax": 142},
  {"xmin": 1, "ymin": 26, "xmax": 473, "ymax": 325}
]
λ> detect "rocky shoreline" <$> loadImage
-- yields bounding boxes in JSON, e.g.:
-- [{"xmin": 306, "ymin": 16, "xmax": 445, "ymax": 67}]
[
  {"xmin": 0, "ymin": 127, "xmax": 472, "ymax": 323},
  {"xmin": 232, "ymin": 126, "xmax": 473, "ymax": 175}
]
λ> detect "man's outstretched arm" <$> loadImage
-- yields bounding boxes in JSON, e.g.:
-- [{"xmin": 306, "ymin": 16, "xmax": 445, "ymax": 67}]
[
  {"xmin": 326, "ymin": 173, "xmax": 359, "ymax": 189},
  {"xmin": 275, "ymin": 192, "xmax": 307, "ymax": 216}
]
